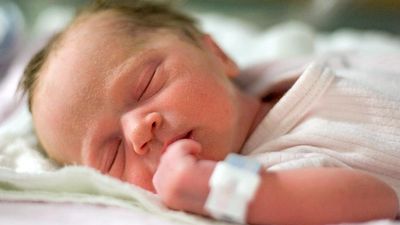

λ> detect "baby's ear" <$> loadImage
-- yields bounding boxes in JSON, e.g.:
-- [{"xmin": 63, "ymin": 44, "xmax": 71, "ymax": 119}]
[{"xmin": 201, "ymin": 34, "xmax": 239, "ymax": 78}]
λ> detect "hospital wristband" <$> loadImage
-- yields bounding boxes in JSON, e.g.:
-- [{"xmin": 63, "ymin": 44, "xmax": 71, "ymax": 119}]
[{"xmin": 204, "ymin": 153, "xmax": 262, "ymax": 224}]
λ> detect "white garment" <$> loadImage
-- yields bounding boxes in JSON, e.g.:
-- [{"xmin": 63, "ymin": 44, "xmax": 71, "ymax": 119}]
[{"xmin": 241, "ymin": 53, "xmax": 400, "ymax": 213}]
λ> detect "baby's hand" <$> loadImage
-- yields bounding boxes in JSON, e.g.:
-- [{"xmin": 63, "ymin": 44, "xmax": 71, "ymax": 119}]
[{"xmin": 152, "ymin": 139, "xmax": 216, "ymax": 215}]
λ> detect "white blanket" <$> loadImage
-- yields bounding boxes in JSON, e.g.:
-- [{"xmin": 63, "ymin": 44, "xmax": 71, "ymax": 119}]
[{"xmin": 1, "ymin": 14, "xmax": 400, "ymax": 225}]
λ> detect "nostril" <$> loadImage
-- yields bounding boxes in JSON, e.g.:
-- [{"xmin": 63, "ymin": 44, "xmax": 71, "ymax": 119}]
[
  {"xmin": 140, "ymin": 142, "xmax": 148, "ymax": 150},
  {"xmin": 148, "ymin": 112, "xmax": 162, "ymax": 129},
  {"xmin": 134, "ymin": 142, "xmax": 149, "ymax": 155}
]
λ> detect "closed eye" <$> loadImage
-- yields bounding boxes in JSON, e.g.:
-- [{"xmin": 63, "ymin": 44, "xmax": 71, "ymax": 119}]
[
  {"xmin": 138, "ymin": 67, "xmax": 158, "ymax": 101},
  {"xmin": 107, "ymin": 140, "xmax": 121, "ymax": 172}
]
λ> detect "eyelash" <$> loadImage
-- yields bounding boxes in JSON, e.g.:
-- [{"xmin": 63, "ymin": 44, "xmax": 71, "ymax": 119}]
[
  {"xmin": 107, "ymin": 140, "xmax": 122, "ymax": 172},
  {"xmin": 137, "ymin": 67, "xmax": 158, "ymax": 101}
]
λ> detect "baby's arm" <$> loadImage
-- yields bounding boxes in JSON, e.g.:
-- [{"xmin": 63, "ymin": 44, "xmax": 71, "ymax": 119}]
[
  {"xmin": 248, "ymin": 168, "xmax": 398, "ymax": 225},
  {"xmin": 153, "ymin": 140, "xmax": 399, "ymax": 225}
]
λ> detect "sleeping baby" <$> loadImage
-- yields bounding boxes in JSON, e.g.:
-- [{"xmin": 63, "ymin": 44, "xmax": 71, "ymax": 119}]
[{"xmin": 19, "ymin": 0, "xmax": 399, "ymax": 224}]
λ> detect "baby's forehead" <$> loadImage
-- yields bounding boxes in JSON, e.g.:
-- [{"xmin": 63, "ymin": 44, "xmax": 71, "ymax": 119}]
[{"xmin": 37, "ymin": 11, "xmax": 150, "ymax": 120}]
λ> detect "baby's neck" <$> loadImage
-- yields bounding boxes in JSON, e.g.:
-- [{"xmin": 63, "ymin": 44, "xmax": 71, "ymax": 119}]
[
  {"xmin": 235, "ymin": 91, "xmax": 272, "ymax": 151},
  {"xmin": 248, "ymin": 100, "xmax": 273, "ymax": 137}
]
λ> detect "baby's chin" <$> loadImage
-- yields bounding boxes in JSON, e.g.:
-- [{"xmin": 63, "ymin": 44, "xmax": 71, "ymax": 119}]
[
  {"xmin": 147, "ymin": 185, "xmax": 157, "ymax": 193},
  {"xmin": 127, "ymin": 178, "xmax": 156, "ymax": 193}
]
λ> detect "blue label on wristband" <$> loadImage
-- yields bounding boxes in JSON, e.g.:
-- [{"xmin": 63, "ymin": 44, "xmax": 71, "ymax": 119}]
[{"xmin": 225, "ymin": 153, "xmax": 261, "ymax": 174}]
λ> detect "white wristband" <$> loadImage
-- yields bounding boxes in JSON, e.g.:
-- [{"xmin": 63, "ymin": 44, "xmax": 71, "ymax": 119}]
[{"xmin": 204, "ymin": 154, "xmax": 262, "ymax": 224}]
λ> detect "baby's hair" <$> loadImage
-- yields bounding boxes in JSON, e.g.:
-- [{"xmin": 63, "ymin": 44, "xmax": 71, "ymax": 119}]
[{"xmin": 19, "ymin": 0, "xmax": 203, "ymax": 111}]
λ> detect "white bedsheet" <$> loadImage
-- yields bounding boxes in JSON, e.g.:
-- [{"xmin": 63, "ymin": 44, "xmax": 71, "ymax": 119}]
[{"xmin": 1, "ymin": 13, "xmax": 400, "ymax": 225}]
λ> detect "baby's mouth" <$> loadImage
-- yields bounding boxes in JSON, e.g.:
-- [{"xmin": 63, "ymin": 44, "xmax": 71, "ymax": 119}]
[
  {"xmin": 161, "ymin": 130, "xmax": 193, "ymax": 154},
  {"xmin": 184, "ymin": 130, "xmax": 193, "ymax": 140}
]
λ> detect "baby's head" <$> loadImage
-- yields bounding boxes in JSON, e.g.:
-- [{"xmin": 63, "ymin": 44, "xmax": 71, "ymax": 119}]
[{"xmin": 20, "ymin": 0, "xmax": 261, "ymax": 191}]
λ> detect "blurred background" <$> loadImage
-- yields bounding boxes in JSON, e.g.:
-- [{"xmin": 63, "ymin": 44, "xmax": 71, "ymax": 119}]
[
  {"xmin": 7, "ymin": 0, "xmax": 400, "ymax": 33},
  {"xmin": 1, "ymin": 0, "xmax": 400, "ymax": 82}
]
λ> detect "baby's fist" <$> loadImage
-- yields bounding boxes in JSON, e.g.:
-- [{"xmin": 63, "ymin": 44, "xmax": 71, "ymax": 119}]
[{"xmin": 153, "ymin": 139, "xmax": 215, "ymax": 215}]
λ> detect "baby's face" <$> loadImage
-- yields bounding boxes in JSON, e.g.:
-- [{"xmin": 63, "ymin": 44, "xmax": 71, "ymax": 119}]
[{"xmin": 32, "ymin": 12, "xmax": 259, "ymax": 192}]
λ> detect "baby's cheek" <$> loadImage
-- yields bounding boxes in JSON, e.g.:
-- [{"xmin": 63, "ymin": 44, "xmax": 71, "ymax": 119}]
[{"xmin": 123, "ymin": 159, "xmax": 156, "ymax": 192}]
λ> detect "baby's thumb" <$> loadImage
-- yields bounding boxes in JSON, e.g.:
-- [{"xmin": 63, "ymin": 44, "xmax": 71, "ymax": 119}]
[{"xmin": 166, "ymin": 139, "xmax": 202, "ymax": 157}]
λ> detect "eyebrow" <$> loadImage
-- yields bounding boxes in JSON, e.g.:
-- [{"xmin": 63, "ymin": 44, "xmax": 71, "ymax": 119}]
[
  {"xmin": 105, "ymin": 50, "xmax": 151, "ymax": 88},
  {"xmin": 103, "ymin": 52, "xmax": 149, "ymax": 107}
]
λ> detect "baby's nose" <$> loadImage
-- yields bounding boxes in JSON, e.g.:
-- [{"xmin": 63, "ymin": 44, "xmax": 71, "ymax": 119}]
[{"xmin": 121, "ymin": 112, "xmax": 162, "ymax": 155}]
